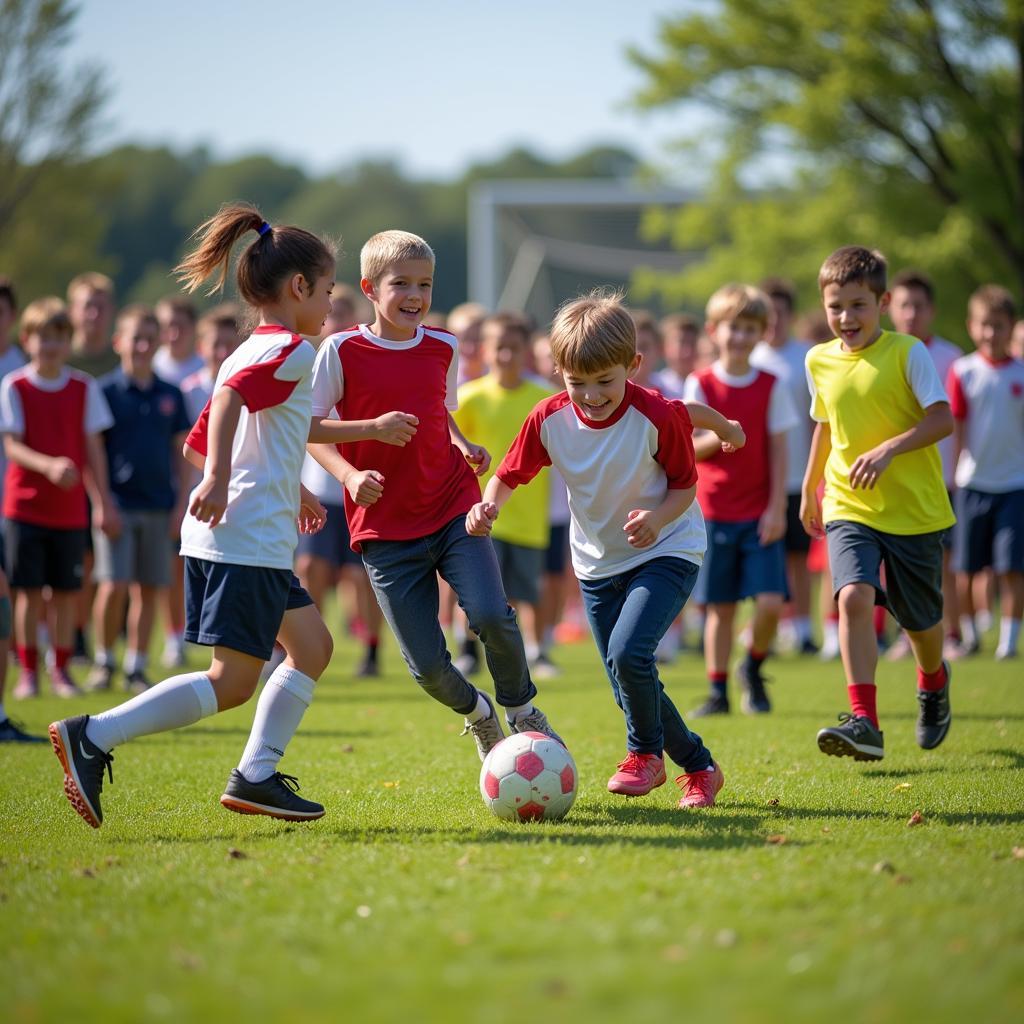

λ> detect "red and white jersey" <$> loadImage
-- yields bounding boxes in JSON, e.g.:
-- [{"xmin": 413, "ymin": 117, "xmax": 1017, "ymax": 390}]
[
  {"xmin": 181, "ymin": 327, "xmax": 315, "ymax": 571},
  {"xmin": 311, "ymin": 323, "xmax": 480, "ymax": 550},
  {"xmin": 496, "ymin": 383, "xmax": 705, "ymax": 580},
  {"xmin": 922, "ymin": 335, "xmax": 960, "ymax": 485},
  {"xmin": 0, "ymin": 366, "xmax": 112, "ymax": 528},
  {"xmin": 947, "ymin": 352, "xmax": 1024, "ymax": 492}
]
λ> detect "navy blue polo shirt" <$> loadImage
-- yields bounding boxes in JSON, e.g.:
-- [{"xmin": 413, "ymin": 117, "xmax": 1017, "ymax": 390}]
[{"xmin": 99, "ymin": 369, "xmax": 191, "ymax": 511}]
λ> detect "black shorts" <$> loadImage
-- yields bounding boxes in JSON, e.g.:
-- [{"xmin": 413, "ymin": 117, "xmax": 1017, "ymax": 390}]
[
  {"xmin": 544, "ymin": 523, "xmax": 570, "ymax": 575},
  {"xmin": 784, "ymin": 493, "xmax": 811, "ymax": 554},
  {"xmin": 953, "ymin": 487, "xmax": 1024, "ymax": 575},
  {"xmin": 826, "ymin": 520, "xmax": 946, "ymax": 632},
  {"xmin": 294, "ymin": 502, "xmax": 361, "ymax": 568},
  {"xmin": 4, "ymin": 520, "xmax": 87, "ymax": 591},
  {"xmin": 183, "ymin": 557, "xmax": 313, "ymax": 661},
  {"xmin": 492, "ymin": 538, "xmax": 545, "ymax": 605}
]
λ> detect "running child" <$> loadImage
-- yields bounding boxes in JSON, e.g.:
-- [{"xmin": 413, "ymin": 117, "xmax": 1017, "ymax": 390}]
[
  {"xmin": 468, "ymin": 291, "xmax": 744, "ymax": 808},
  {"xmin": 803, "ymin": 246, "xmax": 955, "ymax": 762},
  {"xmin": 49, "ymin": 203, "xmax": 337, "ymax": 828}
]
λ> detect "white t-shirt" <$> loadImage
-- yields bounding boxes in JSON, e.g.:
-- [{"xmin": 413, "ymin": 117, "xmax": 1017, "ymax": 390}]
[
  {"xmin": 922, "ymin": 335, "xmax": 961, "ymax": 485},
  {"xmin": 153, "ymin": 349, "xmax": 205, "ymax": 388},
  {"xmin": 751, "ymin": 338, "xmax": 813, "ymax": 493},
  {"xmin": 180, "ymin": 327, "xmax": 315, "ymax": 571}
]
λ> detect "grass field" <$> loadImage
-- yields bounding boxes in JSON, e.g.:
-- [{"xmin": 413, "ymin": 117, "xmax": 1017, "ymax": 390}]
[{"xmin": 3, "ymin": 623, "xmax": 1023, "ymax": 1024}]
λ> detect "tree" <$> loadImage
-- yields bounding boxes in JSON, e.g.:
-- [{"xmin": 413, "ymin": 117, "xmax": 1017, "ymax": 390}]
[{"xmin": 629, "ymin": 1, "xmax": 1024, "ymax": 330}]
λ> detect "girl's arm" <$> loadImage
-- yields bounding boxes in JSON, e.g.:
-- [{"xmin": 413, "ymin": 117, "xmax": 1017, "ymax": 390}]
[
  {"xmin": 189, "ymin": 387, "xmax": 243, "ymax": 527},
  {"xmin": 307, "ymin": 412, "xmax": 418, "ymax": 447},
  {"xmin": 800, "ymin": 421, "xmax": 831, "ymax": 538},
  {"xmin": 448, "ymin": 412, "xmax": 490, "ymax": 476}
]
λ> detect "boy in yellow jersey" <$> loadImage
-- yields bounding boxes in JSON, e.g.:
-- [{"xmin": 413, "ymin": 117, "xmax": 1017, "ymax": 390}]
[
  {"xmin": 454, "ymin": 313, "xmax": 553, "ymax": 671},
  {"xmin": 801, "ymin": 247, "xmax": 955, "ymax": 762}
]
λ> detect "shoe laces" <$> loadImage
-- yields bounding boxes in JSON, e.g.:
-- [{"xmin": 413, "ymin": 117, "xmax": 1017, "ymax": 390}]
[
  {"xmin": 675, "ymin": 768, "xmax": 715, "ymax": 800},
  {"xmin": 916, "ymin": 688, "xmax": 945, "ymax": 725},
  {"xmin": 274, "ymin": 773, "xmax": 301, "ymax": 793},
  {"xmin": 836, "ymin": 711, "xmax": 873, "ymax": 737},
  {"xmin": 513, "ymin": 708, "xmax": 550, "ymax": 734},
  {"xmin": 84, "ymin": 747, "xmax": 115, "ymax": 786},
  {"xmin": 617, "ymin": 751, "xmax": 656, "ymax": 777}
]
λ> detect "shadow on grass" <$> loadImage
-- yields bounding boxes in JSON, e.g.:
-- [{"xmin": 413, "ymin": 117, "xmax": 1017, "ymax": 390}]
[{"xmin": 725, "ymin": 799, "xmax": 1024, "ymax": 827}]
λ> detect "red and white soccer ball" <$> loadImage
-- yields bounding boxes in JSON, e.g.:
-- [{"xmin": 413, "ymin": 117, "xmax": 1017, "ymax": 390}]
[{"xmin": 479, "ymin": 732, "xmax": 577, "ymax": 822}]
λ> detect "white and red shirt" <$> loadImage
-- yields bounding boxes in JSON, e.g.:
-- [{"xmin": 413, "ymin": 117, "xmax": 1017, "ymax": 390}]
[
  {"xmin": 947, "ymin": 352, "xmax": 1024, "ymax": 492},
  {"xmin": 682, "ymin": 363, "xmax": 798, "ymax": 522},
  {"xmin": 922, "ymin": 335, "xmax": 961, "ymax": 485},
  {"xmin": 311, "ymin": 324, "xmax": 480, "ymax": 550},
  {"xmin": 0, "ymin": 366, "xmax": 112, "ymax": 528},
  {"xmin": 181, "ymin": 327, "xmax": 315, "ymax": 571},
  {"xmin": 495, "ymin": 382, "xmax": 705, "ymax": 580}
]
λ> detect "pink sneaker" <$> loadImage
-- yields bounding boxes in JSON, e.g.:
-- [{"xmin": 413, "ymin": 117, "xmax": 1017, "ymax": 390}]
[
  {"xmin": 607, "ymin": 752, "xmax": 667, "ymax": 796},
  {"xmin": 13, "ymin": 671, "xmax": 39, "ymax": 700},
  {"xmin": 50, "ymin": 668, "xmax": 84, "ymax": 699},
  {"xmin": 676, "ymin": 762, "xmax": 725, "ymax": 808}
]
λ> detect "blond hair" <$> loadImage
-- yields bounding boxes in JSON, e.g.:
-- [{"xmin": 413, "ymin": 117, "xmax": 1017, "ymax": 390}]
[
  {"xmin": 21, "ymin": 297, "xmax": 72, "ymax": 340},
  {"xmin": 67, "ymin": 271, "xmax": 114, "ymax": 301},
  {"xmin": 549, "ymin": 290, "xmax": 635, "ymax": 375},
  {"xmin": 360, "ymin": 230, "xmax": 435, "ymax": 283},
  {"xmin": 705, "ymin": 284, "xmax": 771, "ymax": 329}
]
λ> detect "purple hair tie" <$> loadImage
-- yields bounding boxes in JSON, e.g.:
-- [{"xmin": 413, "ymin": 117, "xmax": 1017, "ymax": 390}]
[{"xmin": 258, "ymin": 221, "xmax": 272, "ymax": 237}]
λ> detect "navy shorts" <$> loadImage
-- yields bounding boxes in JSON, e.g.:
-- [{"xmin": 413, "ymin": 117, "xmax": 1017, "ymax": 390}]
[
  {"xmin": 183, "ymin": 557, "xmax": 313, "ymax": 661},
  {"xmin": 492, "ymin": 538, "xmax": 545, "ymax": 605},
  {"xmin": 953, "ymin": 488, "xmax": 1024, "ymax": 575},
  {"xmin": 544, "ymin": 523, "xmax": 570, "ymax": 575},
  {"xmin": 295, "ymin": 502, "xmax": 361, "ymax": 567},
  {"xmin": 826, "ymin": 520, "xmax": 945, "ymax": 633},
  {"xmin": 784, "ymin": 493, "xmax": 811, "ymax": 554},
  {"xmin": 693, "ymin": 519, "xmax": 787, "ymax": 605}
]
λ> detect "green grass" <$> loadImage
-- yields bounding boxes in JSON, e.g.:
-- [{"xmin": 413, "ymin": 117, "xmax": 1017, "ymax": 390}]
[{"xmin": 3, "ymin": 628, "xmax": 1023, "ymax": 1024}]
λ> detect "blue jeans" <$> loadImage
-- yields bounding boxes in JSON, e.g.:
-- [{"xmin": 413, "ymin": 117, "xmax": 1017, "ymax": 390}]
[
  {"xmin": 361, "ymin": 516, "xmax": 537, "ymax": 715},
  {"xmin": 579, "ymin": 556, "xmax": 711, "ymax": 772}
]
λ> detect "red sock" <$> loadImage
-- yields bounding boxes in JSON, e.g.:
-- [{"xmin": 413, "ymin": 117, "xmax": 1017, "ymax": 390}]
[
  {"xmin": 709, "ymin": 671, "xmax": 727, "ymax": 696},
  {"xmin": 16, "ymin": 646, "xmax": 38, "ymax": 672},
  {"xmin": 917, "ymin": 664, "xmax": 947, "ymax": 692},
  {"xmin": 847, "ymin": 683, "xmax": 878, "ymax": 727},
  {"xmin": 872, "ymin": 605, "xmax": 887, "ymax": 638},
  {"xmin": 748, "ymin": 647, "xmax": 767, "ymax": 664},
  {"xmin": 54, "ymin": 646, "xmax": 72, "ymax": 671}
]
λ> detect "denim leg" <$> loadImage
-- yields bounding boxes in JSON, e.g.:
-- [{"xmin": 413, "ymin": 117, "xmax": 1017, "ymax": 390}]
[
  {"xmin": 361, "ymin": 532, "xmax": 477, "ymax": 715},
  {"xmin": 435, "ymin": 518, "xmax": 537, "ymax": 710},
  {"xmin": 579, "ymin": 575, "xmax": 627, "ymax": 718}
]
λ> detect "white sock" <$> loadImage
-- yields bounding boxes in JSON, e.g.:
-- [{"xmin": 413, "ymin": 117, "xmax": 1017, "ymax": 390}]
[
  {"xmin": 95, "ymin": 646, "xmax": 115, "ymax": 669},
  {"xmin": 976, "ymin": 609, "xmax": 993, "ymax": 632},
  {"xmin": 123, "ymin": 649, "xmax": 146, "ymax": 674},
  {"xmin": 524, "ymin": 641, "xmax": 540, "ymax": 662},
  {"xmin": 824, "ymin": 619, "xmax": 839, "ymax": 645},
  {"xmin": 464, "ymin": 691, "xmax": 491, "ymax": 724},
  {"xmin": 85, "ymin": 672, "xmax": 218, "ymax": 752},
  {"xmin": 794, "ymin": 616, "xmax": 812, "ymax": 644},
  {"xmin": 236, "ymin": 665, "xmax": 315, "ymax": 783},
  {"xmin": 959, "ymin": 615, "xmax": 978, "ymax": 648},
  {"xmin": 998, "ymin": 617, "xmax": 1020, "ymax": 655},
  {"xmin": 505, "ymin": 702, "xmax": 533, "ymax": 723}
]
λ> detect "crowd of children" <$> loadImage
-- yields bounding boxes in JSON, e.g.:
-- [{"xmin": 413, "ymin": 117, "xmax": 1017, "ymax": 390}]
[{"xmin": 0, "ymin": 219, "xmax": 1020, "ymax": 826}]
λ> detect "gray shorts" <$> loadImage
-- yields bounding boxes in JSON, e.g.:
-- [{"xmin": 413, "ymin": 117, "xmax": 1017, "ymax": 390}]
[
  {"xmin": 825, "ymin": 520, "xmax": 946, "ymax": 633},
  {"xmin": 93, "ymin": 509, "xmax": 172, "ymax": 587},
  {"xmin": 492, "ymin": 537, "xmax": 545, "ymax": 605}
]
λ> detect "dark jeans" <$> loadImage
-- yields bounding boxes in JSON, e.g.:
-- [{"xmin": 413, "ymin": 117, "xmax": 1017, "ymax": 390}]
[
  {"xmin": 579, "ymin": 556, "xmax": 711, "ymax": 772},
  {"xmin": 361, "ymin": 516, "xmax": 537, "ymax": 715}
]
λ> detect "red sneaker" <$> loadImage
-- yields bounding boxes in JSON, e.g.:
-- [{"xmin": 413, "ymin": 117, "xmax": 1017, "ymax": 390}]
[
  {"xmin": 607, "ymin": 751, "xmax": 667, "ymax": 796},
  {"xmin": 676, "ymin": 762, "xmax": 725, "ymax": 808}
]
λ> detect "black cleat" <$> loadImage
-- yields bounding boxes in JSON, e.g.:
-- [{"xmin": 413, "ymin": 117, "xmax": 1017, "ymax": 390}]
[
  {"xmin": 0, "ymin": 717, "xmax": 47, "ymax": 743},
  {"xmin": 126, "ymin": 669, "xmax": 152, "ymax": 694},
  {"xmin": 48, "ymin": 715, "xmax": 113, "ymax": 828},
  {"xmin": 817, "ymin": 713, "xmax": 884, "ymax": 761},
  {"xmin": 916, "ymin": 660, "xmax": 952, "ymax": 750},
  {"xmin": 738, "ymin": 657, "xmax": 771, "ymax": 714},
  {"xmin": 220, "ymin": 769, "xmax": 325, "ymax": 821},
  {"xmin": 690, "ymin": 693, "xmax": 730, "ymax": 718}
]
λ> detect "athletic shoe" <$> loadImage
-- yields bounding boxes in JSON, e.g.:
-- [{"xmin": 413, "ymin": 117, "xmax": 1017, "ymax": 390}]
[
  {"xmin": 995, "ymin": 647, "xmax": 1018, "ymax": 661},
  {"xmin": 607, "ymin": 751, "xmax": 667, "ymax": 796},
  {"xmin": 737, "ymin": 657, "xmax": 771, "ymax": 714},
  {"xmin": 0, "ymin": 717, "xmax": 47, "ymax": 743},
  {"xmin": 690, "ymin": 693, "xmax": 730, "ymax": 717},
  {"xmin": 817, "ymin": 713, "xmax": 884, "ymax": 761},
  {"xmin": 507, "ymin": 705, "xmax": 564, "ymax": 746},
  {"xmin": 916, "ymin": 660, "xmax": 952, "ymax": 750},
  {"xmin": 162, "ymin": 637, "xmax": 186, "ymax": 669},
  {"xmin": 86, "ymin": 664, "xmax": 116, "ymax": 692},
  {"xmin": 13, "ymin": 671, "xmax": 39, "ymax": 700},
  {"xmin": 676, "ymin": 762, "xmax": 725, "ymax": 808},
  {"xmin": 220, "ymin": 768, "xmax": 325, "ymax": 821},
  {"xmin": 461, "ymin": 691, "xmax": 505, "ymax": 761},
  {"xmin": 355, "ymin": 646, "xmax": 380, "ymax": 678},
  {"xmin": 126, "ymin": 669, "xmax": 152, "ymax": 695},
  {"xmin": 72, "ymin": 628, "xmax": 91, "ymax": 665},
  {"xmin": 48, "ymin": 715, "xmax": 113, "ymax": 828},
  {"xmin": 529, "ymin": 652, "xmax": 561, "ymax": 680},
  {"xmin": 50, "ymin": 668, "xmax": 83, "ymax": 698},
  {"xmin": 799, "ymin": 638, "xmax": 820, "ymax": 656}
]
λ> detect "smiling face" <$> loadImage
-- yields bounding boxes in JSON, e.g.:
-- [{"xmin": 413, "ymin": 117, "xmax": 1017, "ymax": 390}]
[
  {"xmin": 822, "ymin": 280, "xmax": 889, "ymax": 352},
  {"xmin": 115, "ymin": 314, "xmax": 160, "ymax": 379},
  {"xmin": 24, "ymin": 327, "xmax": 71, "ymax": 378},
  {"xmin": 363, "ymin": 258, "xmax": 434, "ymax": 341},
  {"xmin": 561, "ymin": 357, "xmax": 639, "ymax": 422},
  {"xmin": 706, "ymin": 315, "xmax": 763, "ymax": 374},
  {"xmin": 294, "ymin": 271, "xmax": 336, "ymax": 337},
  {"xmin": 967, "ymin": 303, "xmax": 1013, "ymax": 362}
]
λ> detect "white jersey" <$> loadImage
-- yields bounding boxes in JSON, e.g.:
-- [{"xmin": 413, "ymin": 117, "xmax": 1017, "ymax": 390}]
[
  {"xmin": 180, "ymin": 327, "xmax": 315, "ymax": 571},
  {"xmin": 922, "ymin": 335, "xmax": 961, "ymax": 485},
  {"xmin": 153, "ymin": 349, "xmax": 205, "ymax": 388},
  {"xmin": 751, "ymin": 338, "xmax": 813, "ymax": 493}
]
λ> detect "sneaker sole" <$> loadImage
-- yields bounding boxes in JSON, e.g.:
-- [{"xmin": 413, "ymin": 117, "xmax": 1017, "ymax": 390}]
[
  {"xmin": 817, "ymin": 729, "xmax": 884, "ymax": 762},
  {"xmin": 220, "ymin": 794, "xmax": 325, "ymax": 821},
  {"xmin": 48, "ymin": 723, "xmax": 101, "ymax": 829},
  {"xmin": 740, "ymin": 694, "xmax": 771, "ymax": 715}
]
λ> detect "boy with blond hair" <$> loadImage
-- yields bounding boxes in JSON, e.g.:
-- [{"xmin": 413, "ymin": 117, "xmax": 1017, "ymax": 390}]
[
  {"xmin": 683, "ymin": 284, "xmax": 798, "ymax": 716},
  {"xmin": 469, "ymin": 291, "xmax": 744, "ymax": 808},
  {"xmin": 66, "ymin": 271, "xmax": 119, "ymax": 379},
  {"xmin": 308, "ymin": 230, "xmax": 561, "ymax": 758},
  {"xmin": 803, "ymin": 246, "xmax": 955, "ymax": 762}
]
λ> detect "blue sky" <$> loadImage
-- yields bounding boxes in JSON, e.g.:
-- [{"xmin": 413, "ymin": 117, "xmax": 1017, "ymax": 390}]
[{"xmin": 69, "ymin": 0, "xmax": 703, "ymax": 179}]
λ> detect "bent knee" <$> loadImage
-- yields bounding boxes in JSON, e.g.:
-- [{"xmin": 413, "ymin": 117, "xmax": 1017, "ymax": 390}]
[{"xmin": 838, "ymin": 583, "xmax": 876, "ymax": 617}]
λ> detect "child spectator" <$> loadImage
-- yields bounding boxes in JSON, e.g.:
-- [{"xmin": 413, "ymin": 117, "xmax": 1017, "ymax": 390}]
[
  {"xmin": 654, "ymin": 312, "xmax": 699, "ymax": 398},
  {"xmin": 49, "ymin": 203, "xmax": 338, "ymax": 828},
  {"xmin": 629, "ymin": 311, "xmax": 663, "ymax": 391},
  {"xmin": 947, "ymin": 285, "xmax": 1024, "ymax": 660},
  {"xmin": 448, "ymin": 301, "xmax": 488, "ymax": 386},
  {"xmin": 154, "ymin": 296, "xmax": 204, "ymax": 386},
  {"xmin": 803, "ymin": 246, "xmax": 955, "ymax": 762},
  {"xmin": 66, "ymin": 272, "xmax": 119, "ymax": 379},
  {"xmin": 0, "ymin": 297, "xmax": 119, "ymax": 699},
  {"xmin": 87, "ymin": 305, "xmax": 191, "ymax": 694},
  {"xmin": 683, "ymin": 284, "xmax": 798, "ymax": 716},
  {"xmin": 308, "ymin": 230, "xmax": 561, "ymax": 759},
  {"xmin": 887, "ymin": 269, "xmax": 963, "ymax": 658},
  {"xmin": 469, "ymin": 290, "xmax": 744, "ymax": 807},
  {"xmin": 454, "ymin": 312, "xmax": 553, "ymax": 673},
  {"xmin": 751, "ymin": 277, "xmax": 817, "ymax": 654}
]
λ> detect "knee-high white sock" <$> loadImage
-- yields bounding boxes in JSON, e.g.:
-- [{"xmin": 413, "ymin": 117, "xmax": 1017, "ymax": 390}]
[
  {"xmin": 997, "ymin": 617, "xmax": 1021, "ymax": 656},
  {"xmin": 85, "ymin": 672, "xmax": 218, "ymax": 753},
  {"xmin": 236, "ymin": 665, "xmax": 315, "ymax": 783}
]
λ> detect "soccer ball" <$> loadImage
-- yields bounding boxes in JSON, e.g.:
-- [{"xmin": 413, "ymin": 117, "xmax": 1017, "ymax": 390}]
[{"xmin": 479, "ymin": 732, "xmax": 577, "ymax": 822}]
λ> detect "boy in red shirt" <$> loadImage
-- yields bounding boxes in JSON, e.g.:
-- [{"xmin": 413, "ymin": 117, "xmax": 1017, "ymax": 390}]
[{"xmin": 683, "ymin": 285, "xmax": 798, "ymax": 715}]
